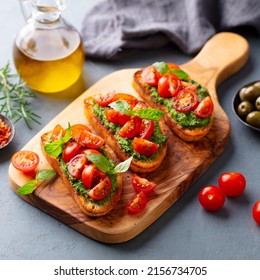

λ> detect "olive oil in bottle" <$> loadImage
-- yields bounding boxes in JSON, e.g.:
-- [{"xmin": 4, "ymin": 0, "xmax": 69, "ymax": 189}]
[{"xmin": 14, "ymin": 1, "xmax": 85, "ymax": 94}]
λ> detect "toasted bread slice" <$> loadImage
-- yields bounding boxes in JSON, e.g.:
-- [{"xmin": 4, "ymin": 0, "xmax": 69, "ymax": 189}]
[
  {"xmin": 133, "ymin": 69, "xmax": 214, "ymax": 142},
  {"xmin": 84, "ymin": 96, "xmax": 168, "ymax": 173},
  {"xmin": 41, "ymin": 131, "xmax": 122, "ymax": 217}
]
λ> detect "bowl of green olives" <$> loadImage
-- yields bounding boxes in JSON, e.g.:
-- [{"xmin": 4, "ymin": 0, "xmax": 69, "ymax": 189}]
[{"xmin": 233, "ymin": 81, "xmax": 260, "ymax": 131}]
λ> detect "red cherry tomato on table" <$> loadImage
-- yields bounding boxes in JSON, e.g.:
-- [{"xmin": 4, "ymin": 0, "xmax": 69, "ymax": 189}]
[
  {"xmin": 93, "ymin": 91, "xmax": 116, "ymax": 107},
  {"xmin": 132, "ymin": 137, "xmax": 159, "ymax": 157},
  {"xmin": 194, "ymin": 96, "xmax": 214, "ymax": 118},
  {"xmin": 199, "ymin": 185, "xmax": 225, "ymax": 211},
  {"xmin": 88, "ymin": 176, "xmax": 112, "ymax": 201},
  {"xmin": 11, "ymin": 150, "xmax": 40, "ymax": 173},
  {"xmin": 62, "ymin": 141, "xmax": 82, "ymax": 163},
  {"xmin": 218, "ymin": 172, "xmax": 246, "ymax": 197},
  {"xmin": 79, "ymin": 130, "xmax": 105, "ymax": 149},
  {"xmin": 68, "ymin": 154, "xmax": 87, "ymax": 179},
  {"xmin": 132, "ymin": 174, "xmax": 157, "ymax": 194},
  {"xmin": 141, "ymin": 65, "xmax": 161, "ymax": 87},
  {"xmin": 118, "ymin": 117, "xmax": 141, "ymax": 139},
  {"xmin": 172, "ymin": 88, "xmax": 198, "ymax": 112},
  {"xmin": 252, "ymin": 201, "xmax": 260, "ymax": 225},
  {"xmin": 127, "ymin": 191, "xmax": 147, "ymax": 214}
]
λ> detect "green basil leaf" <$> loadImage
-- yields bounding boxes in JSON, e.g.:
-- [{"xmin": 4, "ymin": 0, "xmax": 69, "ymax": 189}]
[
  {"xmin": 113, "ymin": 156, "xmax": 132, "ymax": 174},
  {"xmin": 153, "ymin": 62, "xmax": 170, "ymax": 75},
  {"xmin": 36, "ymin": 169, "xmax": 56, "ymax": 181},
  {"xmin": 109, "ymin": 100, "xmax": 133, "ymax": 116},
  {"xmin": 17, "ymin": 180, "xmax": 36, "ymax": 195},
  {"xmin": 136, "ymin": 108, "xmax": 164, "ymax": 120},
  {"xmin": 62, "ymin": 122, "xmax": 71, "ymax": 143},
  {"xmin": 44, "ymin": 140, "xmax": 63, "ymax": 158},
  {"xmin": 87, "ymin": 154, "xmax": 113, "ymax": 173},
  {"xmin": 171, "ymin": 69, "xmax": 189, "ymax": 80}
]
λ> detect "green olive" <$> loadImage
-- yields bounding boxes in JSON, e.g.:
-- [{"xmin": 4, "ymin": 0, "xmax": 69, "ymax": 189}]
[
  {"xmin": 255, "ymin": 96, "xmax": 260, "ymax": 111},
  {"xmin": 253, "ymin": 81, "xmax": 260, "ymax": 90},
  {"xmin": 242, "ymin": 85, "xmax": 260, "ymax": 102},
  {"xmin": 239, "ymin": 87, "xmax": 247, "ymax": 101},
  {"xmin": 237, "ymin": 101, "xmax": 254, "ymax": 117},
  {"xmin": 246, "ymin": 111, "xmax": 260, "ymax": 128}
]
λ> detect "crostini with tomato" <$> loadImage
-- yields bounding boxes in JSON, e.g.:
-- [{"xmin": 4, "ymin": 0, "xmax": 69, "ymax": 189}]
[
  {"xmin": 41, "ymin": 123, "xmax": 131, "ymax": 217},
  {"xmin": 84, "ymin": 92, "xmax": 168, "ymax": 173},
  {"xmin": 132, "ymin": 62, "xmax": 214, "ymax": 141}
]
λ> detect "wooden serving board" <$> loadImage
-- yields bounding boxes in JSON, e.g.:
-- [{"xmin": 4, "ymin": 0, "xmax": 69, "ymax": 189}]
[{"xmin": 9, "ymin": 32, "xmax": 249, "ymax": 243}]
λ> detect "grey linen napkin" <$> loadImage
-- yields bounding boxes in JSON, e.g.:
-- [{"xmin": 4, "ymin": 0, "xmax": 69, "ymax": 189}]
[{"xmin": 81, "ymin": 0, "xmax": 260, "ymax": 60}]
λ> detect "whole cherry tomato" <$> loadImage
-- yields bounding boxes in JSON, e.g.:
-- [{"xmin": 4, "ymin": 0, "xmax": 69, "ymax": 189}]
[
  {"xmin": 252, "ymin": 201, "xmax": 260, "ymax": 225},
  {"xmin": 11, "ymin": 150, "xmax": 39, "ymax": 173},
  {"xmin": 218, "ymin": 172, "xmax": 246, "ymax": 197},
  {"xmin": 199, "ymin": 185, "xmax": 225, "ymax": 211}
]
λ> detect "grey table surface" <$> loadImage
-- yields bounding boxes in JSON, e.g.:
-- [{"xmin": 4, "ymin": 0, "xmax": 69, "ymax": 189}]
[{"xmin": 1, "ymin": 1, "xmax": 260, "ymax": 260}]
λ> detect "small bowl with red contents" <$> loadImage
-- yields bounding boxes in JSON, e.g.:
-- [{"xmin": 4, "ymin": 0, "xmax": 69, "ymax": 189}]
[{"xmin": 0, "ymin": 114, "xmax": 15, "ymax": 149}]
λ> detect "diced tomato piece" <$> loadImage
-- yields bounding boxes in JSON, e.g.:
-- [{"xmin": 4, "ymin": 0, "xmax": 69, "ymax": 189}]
[
  {"xmin": 139, "ymin": 119, "xmax": 154, "ymax": 139},
  {"xmin": 141, "ymin": 65, "xmax": 162, "ymax": 87},
  {"xmin": 105, "ymin": 109, "xmax": 119, "ymax": 124},
  {"xmin": 118, "ymin": 117, "xmax": 141, "ymax": 139},
  {"xmin": 93, "ymin": 90, "xmax": 116, "ymax": 107},
  {"xmin": 127, "ymin": 191, "xmax": 147, "ymax": 214},
  {"xmin": 88, "ymin": 176, "xmax": 112, "ymax": 200},
  {"xmin": 51, "ymin": 124, "xmax": 64, "ymax": 141},
  {"xmin": 132, "ymin": 137, "xmax": 159, "ymax": 157},
  {"xmin": 132, "ymin": 174, "xmax": 157, "ymax": 194},
  {"xmin": 194, "ymin": 96, "xmax": 214, "ymax": 118}
]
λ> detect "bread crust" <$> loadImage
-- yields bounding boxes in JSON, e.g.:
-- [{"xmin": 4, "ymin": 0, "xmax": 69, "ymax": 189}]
[
  {"xmin": 84, "ymin": 97, "xmax": 168, "ymax": 173},
  {"xmin": 41, "ymin": 131, "xmax": 122, "ymax": 217},
  {"xmin": 133, "ymin": 70, "xmax": 213, "ymax": 142}
]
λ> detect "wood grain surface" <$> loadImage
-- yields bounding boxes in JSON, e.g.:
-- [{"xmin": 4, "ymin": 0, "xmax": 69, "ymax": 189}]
[{"xmin": 8, "ymin": 32, "xmax": 249, "ymax": 243}]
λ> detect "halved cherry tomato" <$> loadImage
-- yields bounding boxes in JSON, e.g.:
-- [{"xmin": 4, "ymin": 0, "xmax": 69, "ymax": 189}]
[
  {"xmin": 167, "ymin": 62, "xmax": 180, "ymax": 70},
  {"xmin": 141, "ymin": 65, "xmax": 161, "ymax": 87},
  {"xmin": 11, "ymin": 150, "xmax": 39, "ymax": 173},
  {"xmin": 139, "ymin": 119, "xmax": 154, "ymax": 139},
  {"xmin": 158, "ymin": 74, "xmax": 182, "ymax": 98},
  {"xmin": 118, "ymin": 117, "xmax": 141, "ymax": 139},
  {"xmin": 62, "ymin": 141, "xmax": 82, "ymax": 163},
  {"xmin": 132, "ymin": 137, "xmax": 159, "ymax": 157},
  {"xmin": 88, "ymin": 176, "xmax": 112, "ymax": 200},
  {"xmin": 67, "ymin": 124, "xmax": 92, "ymax": 141},
  {"xmin": 252, "ymin": 201, "xmax": 260, "ymax": 225},
  {"xmin": 105, "ymin": 109, "xmax": 119, "ymax": 124},
  {"xmin": 112, "ymin": 93, "xmax": 138, "ymax": 108},
  {"xmin": 118, "ymin": 113, "xmax": 132, "ymax": 127},
  {"xmin": 51, "ymin": 124, "xmax": 64, "ymax": 141},
  {"xmin": 199, "ymin": 185, "xmax": 225, "ymax": 211},
  {"xmin": 172, "ymin": 88, "xmax": 198, "ymax": 112},
  {"xmin": 81, "ymin": 164, "xmax": 99, "ymax": 189},
  {"xmin": 127, "ymin": 191, "xmax": 147, "ymax": 214},
  {"xmin": 132, "ymin": 174, "xmax": 157, "ymax": 194},
  {"xmin": 93, "ymin": 90, "xmax": 116, "ymax": 107},
  {"xmin": 68, "ymin": 154, "xmax": 87, "ymax": 179},
  {"xmin": 218, "ymin": 172, "xmax": 246, "ymax": 197},
  {"xmin": 194, "ymin": 96, "xmax": 214, "ymax": 118},
  {"xmin": 79, "ymin": 130, "xmax": 105, "ymax": 148}
]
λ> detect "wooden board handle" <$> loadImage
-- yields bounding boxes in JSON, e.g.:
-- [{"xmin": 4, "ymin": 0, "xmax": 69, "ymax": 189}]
[{"xmin": 182, "ymin": 32, "xmax": 249, "ymax": 86}]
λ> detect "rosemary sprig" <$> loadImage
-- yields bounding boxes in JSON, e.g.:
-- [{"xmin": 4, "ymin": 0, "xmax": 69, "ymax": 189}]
[{"xmin": 0, "ymin": 63, "xmax": 41, "ymax": 129}]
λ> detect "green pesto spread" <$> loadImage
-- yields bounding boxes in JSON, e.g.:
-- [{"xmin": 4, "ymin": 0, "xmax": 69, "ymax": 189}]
[
  {"xmin": 93, "ymin": 103, "xmax": 166, "ymax": 161},
  {"xmin": 149, "ymin": 80, "xmax": 211, "ymax": 128}
]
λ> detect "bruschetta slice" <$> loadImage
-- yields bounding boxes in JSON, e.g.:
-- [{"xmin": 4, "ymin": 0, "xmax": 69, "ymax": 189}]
[
  {"xmin": 84, "ymin": 92, "xmax": 168, "ymax": 173},
  {"xmin": 41, "ymin": 123, "xmax": 130, "ymax": 217},
  {"xmin": 132, "ymin": 62, "xmax": 214, "ymax": 141}
]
